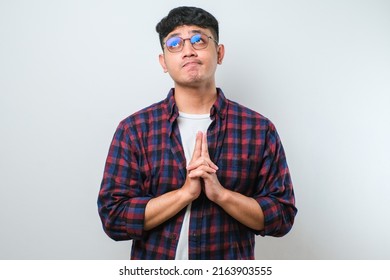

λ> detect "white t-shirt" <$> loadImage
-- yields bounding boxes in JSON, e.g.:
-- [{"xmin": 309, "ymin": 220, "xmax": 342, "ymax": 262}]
[{"xmin": 175, "ymin": 111, "xmax": 212, "ymax": 260}]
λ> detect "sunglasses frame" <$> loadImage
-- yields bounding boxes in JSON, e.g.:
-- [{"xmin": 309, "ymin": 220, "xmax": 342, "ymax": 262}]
[{"xmin": 164, "ymin": 32, "xmax": 218, "ymax": 53}]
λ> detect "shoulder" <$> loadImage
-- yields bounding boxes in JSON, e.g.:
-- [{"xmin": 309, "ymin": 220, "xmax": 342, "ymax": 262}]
[
  {"xmin": 226, "ymin": 98, "xmax": 275, "ymax": 130},
  {"xmin": 117, "ymin": 99, "xmax": 167, "ymax": 131},
  {"xmin": 226, "ymin": 99, "xmax": 283, "ymax": 153}
]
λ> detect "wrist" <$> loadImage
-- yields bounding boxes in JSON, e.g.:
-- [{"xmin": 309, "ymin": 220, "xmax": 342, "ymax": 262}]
[
  {"xmin": 178, "ymin": 182, "xmax": 199, "ymax": 204},
  {"xmin": 213, "ymin": 186, "xmax": 230, "ymax": 205}
]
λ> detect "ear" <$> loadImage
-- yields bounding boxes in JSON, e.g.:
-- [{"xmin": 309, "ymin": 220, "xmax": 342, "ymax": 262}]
[
  {"xmin": 159, "ymin": 54, "xmax": 168, "ymax": 73},
  {"xmin": 217, "ymin": 44, "xmax": 225, "ymax": 65}
]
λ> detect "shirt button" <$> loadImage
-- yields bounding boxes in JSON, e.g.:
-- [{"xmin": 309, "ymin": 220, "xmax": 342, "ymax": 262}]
[
  {"xmin": 170, "ymin": 233, "xmax": 177, "ymax": 240},
  {"xmin": 191, "ymin": 232, "xmax": 198, "ymax": 240}
]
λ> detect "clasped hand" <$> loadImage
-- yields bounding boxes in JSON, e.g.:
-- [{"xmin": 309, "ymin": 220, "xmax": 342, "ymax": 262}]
[{"xmin": 183, "ymin": 131, "xmax": 225, "ymax": 203}]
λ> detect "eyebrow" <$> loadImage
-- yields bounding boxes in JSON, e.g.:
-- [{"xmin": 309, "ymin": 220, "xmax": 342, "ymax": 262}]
[{"xmin": 167, "ymin": 29, "xmax": 203, "ymax": 39}]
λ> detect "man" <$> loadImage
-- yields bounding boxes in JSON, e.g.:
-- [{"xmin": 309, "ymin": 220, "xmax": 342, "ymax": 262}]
[{"xmin": 98, "ymin": 6, "xmax": 297, "ymax": 260}]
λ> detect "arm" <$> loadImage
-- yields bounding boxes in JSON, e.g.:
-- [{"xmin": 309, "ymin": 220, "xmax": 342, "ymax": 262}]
[
  {"xmin": 253, "ymin": 124, "xmax": 297, "ymax": 237},
  {"xmin": 187, "ymin": 132, "xmax": 264, "ymax": 231},
  {"xmin": 98, "ymin": 122, "xmax": 151, "ymax": 241},
  {"xmin": 208, "ymin": 185, "xmax": 265, "ymax": 231},
  {"xmin": 146, "ymin": 181, "xmax": 265, "ymax": 232},
  {"xmin": 188, "ymin": 130, "xmax": 296, "ymax": 235},
  {"xmin": 143, "ymin": 188, "xmax": 191, "ymax": 231},
  {"xmin": 98, "ymin": 126, "xmax": 218, "ymax": 239}
]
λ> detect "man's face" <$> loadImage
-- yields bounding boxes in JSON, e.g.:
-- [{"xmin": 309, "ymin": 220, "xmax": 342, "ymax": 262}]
[{"xmin": 159, "ymin": 25, "xmax": 224, "ymax": 88}]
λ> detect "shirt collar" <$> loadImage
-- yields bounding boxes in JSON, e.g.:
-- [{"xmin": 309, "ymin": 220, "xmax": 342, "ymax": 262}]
[
  {"xmin": 164, "ymin": 88, "xmax": 228, "ymax": 122},
  {"xmin": 165, "ymin": 88, "xmax": 178, "ymax": 122},
  {"xmin": 211, "ymin": 88, "xmax": 228, "ymax": 120}
]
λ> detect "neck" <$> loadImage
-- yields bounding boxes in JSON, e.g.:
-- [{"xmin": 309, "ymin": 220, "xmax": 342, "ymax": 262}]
[{"xmin": 174, "ymin": 83, "xmax": 217, "ymax": 114}]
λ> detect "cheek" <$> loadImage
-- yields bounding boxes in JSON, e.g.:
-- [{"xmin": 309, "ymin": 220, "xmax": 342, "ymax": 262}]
[
  {"xmin": 164, "ymin": 58, "xmax": 180, "ymax": 73},
  {"xmin": 209, "ymin": 51, "xmax": 220, "ymax": 66},
  {"xmin": 208, "ymin": 55, "xmax": 219, "ymax": 71}
]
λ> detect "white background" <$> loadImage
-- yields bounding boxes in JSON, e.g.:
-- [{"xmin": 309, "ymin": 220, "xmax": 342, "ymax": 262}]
[{"xmin": 1, "ymin": 0, "xmax": 389, "ymax": 259}]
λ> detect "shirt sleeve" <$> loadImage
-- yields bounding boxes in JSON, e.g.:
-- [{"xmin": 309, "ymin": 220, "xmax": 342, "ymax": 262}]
[
  {"xmin": 254, "ymin": 122, "xmax": 297, "ymax": 237},
  {"xmin": 97, "ymin": 120, "xmax": 152, "ymax": 241}
]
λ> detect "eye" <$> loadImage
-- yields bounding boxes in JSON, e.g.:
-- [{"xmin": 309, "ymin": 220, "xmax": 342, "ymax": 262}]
[
  {"xmin": 166, "ymin": 37, "xmax": 182, "ymax": 48},
  {"xmin": 190, "ymin": 34, "xmax": 204, "ymax": 45}
]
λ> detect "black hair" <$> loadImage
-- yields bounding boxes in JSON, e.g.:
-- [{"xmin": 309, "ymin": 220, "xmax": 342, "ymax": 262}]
[{"xmin": 156, "ymin": 6, "xmax": 219, "ymax": 49}]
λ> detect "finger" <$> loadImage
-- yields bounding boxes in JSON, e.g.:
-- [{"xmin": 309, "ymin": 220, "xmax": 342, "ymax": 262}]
[
  {"xmin": 187, "ymin": 157, "xmax": 218, "ymax": 171},
  {"xmin": 188, "ymin": 166, "xmax": 217, "ymax": 178},
  {"xmin": 201, "ymin": 132, "xmax": 209, "ymax": 157},
  {"xmin": 190, "ymin": 131, "xmax": 203, "ymax": 162},
  {"xmin": 202, "ymin": 133, "xmax": 219, "ymax": 170}
]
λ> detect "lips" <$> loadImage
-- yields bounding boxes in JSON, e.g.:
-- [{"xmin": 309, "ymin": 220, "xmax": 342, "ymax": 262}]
[{"xmin": 182, "ymin": 60, "xmax": 202, "ymax": 68}]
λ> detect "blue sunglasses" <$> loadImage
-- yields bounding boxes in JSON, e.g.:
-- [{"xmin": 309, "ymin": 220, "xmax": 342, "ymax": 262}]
[{"xmin": 165, "ymin": 33, "xmax": 218, "ymax": 53}]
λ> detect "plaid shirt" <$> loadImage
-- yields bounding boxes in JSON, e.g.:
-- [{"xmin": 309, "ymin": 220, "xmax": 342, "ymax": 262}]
[{"xmin": 98, "ymin": 88, "xmax": 297, "ymax": 259}]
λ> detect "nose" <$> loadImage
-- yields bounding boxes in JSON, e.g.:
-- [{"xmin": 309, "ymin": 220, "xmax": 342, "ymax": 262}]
[{"xmin": 181, "ymin": 39, "xmax": 197, "ymax": 58}]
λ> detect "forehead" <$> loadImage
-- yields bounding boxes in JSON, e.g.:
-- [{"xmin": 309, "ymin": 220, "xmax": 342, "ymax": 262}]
[{"xmin": 166, "ymin": 25, "xmax": 210, "ymax": 38}]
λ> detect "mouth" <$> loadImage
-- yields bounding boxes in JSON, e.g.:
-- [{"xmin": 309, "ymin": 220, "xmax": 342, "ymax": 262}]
[{"xmin": 182, "ymin": 60, "xmax": 202, "ymax": 68}]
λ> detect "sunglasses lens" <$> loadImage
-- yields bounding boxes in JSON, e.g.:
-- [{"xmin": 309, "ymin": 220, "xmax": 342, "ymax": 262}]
[
  {"xmin": 191, "ymin": 34, "xmax": 207, "ymax": 49},
  {"xmin": 166, "ymin": 37, "xmax": 182, "ymax": 51},
  {"xmin": 190, "ymin": 34, "xmax": 202, "ymax": 44}
]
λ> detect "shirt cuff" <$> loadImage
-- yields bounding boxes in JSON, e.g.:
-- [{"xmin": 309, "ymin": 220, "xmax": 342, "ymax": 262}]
[
  {"xmin": 124, "ymin": 196, "xmax": 153, "ymax": 239},
  {"xmin": 257, "ymin": 196, "xmax": 282, "ymax": 237}
]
